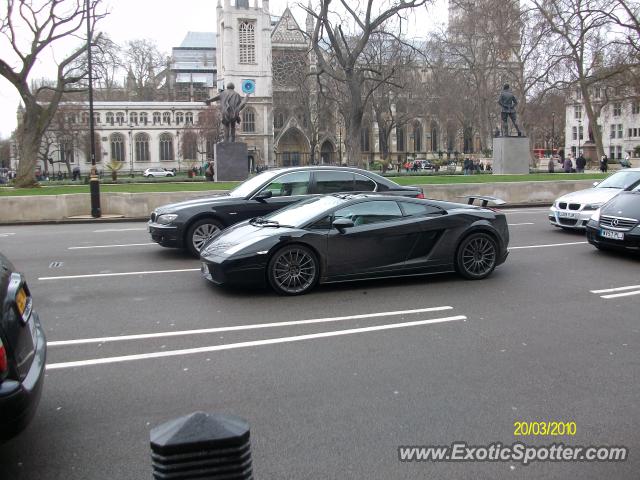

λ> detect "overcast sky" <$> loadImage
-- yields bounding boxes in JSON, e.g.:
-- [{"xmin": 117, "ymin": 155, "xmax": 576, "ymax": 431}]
[{"xmin": 0, "ymin": 0, "xmax": 447, "ymax": 139}]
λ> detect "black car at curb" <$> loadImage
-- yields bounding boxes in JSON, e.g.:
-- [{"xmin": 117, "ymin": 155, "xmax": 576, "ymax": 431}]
[
  {"xmin": 148, "ymin": 166, "xmax": 424, "ymax": 256},
  {"xmin": 0, "ymin": 252, "xmax": 46, "ymax": 443},
  {"xmin": 200, "ymin": 194, "xmax": 509, "ymax": 295},
  {"xmin": 586, "ymin": 187, "xmax": 640, "ymax": 253}
]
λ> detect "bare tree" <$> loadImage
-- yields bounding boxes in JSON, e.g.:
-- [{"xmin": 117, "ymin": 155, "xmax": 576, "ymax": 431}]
[
  {"xmin": 0, "ymin": 0, "xmax": 106, "ymax": 187},
  {"xmin": 304, "ymin": 0, "xmax": 432, "ymax": 167},
  {"xmin": 91, "ymin": 35, "xmax": 124, "ymax": 99},
  {"xmin": 124, "ymin": 39, "xmax": 166, "ymax": 101},
  {"xmin": 532, "ymin": 0, "xmax": 627, "ymax": 159}
]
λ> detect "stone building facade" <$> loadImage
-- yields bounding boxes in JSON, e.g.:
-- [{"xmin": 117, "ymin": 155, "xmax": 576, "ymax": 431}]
[{"xmin": 13, "ymin": 0, "xmax": 458, "ymax": 175}]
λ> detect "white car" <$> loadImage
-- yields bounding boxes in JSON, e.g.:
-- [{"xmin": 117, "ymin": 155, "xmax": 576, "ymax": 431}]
[
  {"xmin": 143, "ymin": 167, "xmax": 175, "ymax": 178},
  {"xmin": 549, "ymin": 168, "xmax": 640, "ymax": 229}
]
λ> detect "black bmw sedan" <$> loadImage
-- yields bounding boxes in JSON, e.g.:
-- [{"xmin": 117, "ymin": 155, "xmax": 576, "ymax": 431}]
[
  {"xmin": 0, "ymin": 252, "xmax": 46, "ymax": 443},
  {"xmin": 148, "ymin": 166, "xmax": 424, "ymax": 256},
  {"xmin": 586, "ymin": 185, "xmax": 640, "ymax": 253},
  {"xmin": 200, "ymin": 194, "xmax": 509, "ymax": 295}
]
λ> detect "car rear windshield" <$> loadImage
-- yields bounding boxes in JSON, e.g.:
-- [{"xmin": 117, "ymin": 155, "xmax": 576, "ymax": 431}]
[
  {"xmin": 264, "ymin": 196, "xmax": 346, "ymax": 227},
  {"xmin": 597, "ymin": 171, "xmax": 640, "ymax": 189}
]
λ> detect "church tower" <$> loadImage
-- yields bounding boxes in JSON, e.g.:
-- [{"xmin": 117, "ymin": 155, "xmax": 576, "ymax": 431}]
[{"xmin": 216, "ymin": 0, "xmax": 274, "ymax": 166}]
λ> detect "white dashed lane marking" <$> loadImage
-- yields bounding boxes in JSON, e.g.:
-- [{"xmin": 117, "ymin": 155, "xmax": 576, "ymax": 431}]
[
  {"xmin": 591, "ymin": 284, "xmax": 640, "ymax": 299},
  {"xmin": 47, "ymin": 306, "xmax": 455, "ymax": 346},
  {"xmin": 46, "ymin": 315, "xmax": 467, "ymax": 370},
  {"xmin": 68, "ymin": 243, "xmax": 156, "ymax": 250}
]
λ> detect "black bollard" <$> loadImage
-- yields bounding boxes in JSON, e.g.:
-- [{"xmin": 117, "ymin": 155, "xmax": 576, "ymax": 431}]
[{"xmin": 150, "ymin": 412, "xmax": 253, "ymax": 479}]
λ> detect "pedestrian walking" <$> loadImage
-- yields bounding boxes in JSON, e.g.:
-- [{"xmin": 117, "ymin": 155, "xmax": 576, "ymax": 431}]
[
  {"xmin": 600, "ymin": 154, "xmax": 608, "ymax": 173},
  {"xmin": 563, "ymin": 155, "xmax": 573, "ymax": 173},
  {"xmin": 575, "ymin": 153, "xmax": 586, "ymax": 173},
  {"xmin": 547, "ymin": 156, "xmax": 555, "ymax": 173}
]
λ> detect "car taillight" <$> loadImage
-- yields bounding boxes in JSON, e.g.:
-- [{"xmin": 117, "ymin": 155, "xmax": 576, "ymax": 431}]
[
  {"xmin": 0, "ymin": 338, "xmax": 7, "ymax": 380},
  {"xmin": 417, "ymin": 192, "xmax": 425, "ymax": 199}
]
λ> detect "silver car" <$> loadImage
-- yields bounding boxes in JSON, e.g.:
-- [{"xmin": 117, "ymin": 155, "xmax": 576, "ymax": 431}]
[{"xmin": 549, "ymin": 168, "xmax": 640, "ymax": 230}]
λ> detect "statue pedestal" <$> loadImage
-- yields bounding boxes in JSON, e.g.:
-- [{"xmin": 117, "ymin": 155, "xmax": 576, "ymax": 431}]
[
  {"xmin": 492, "ymin": 136, "xmax": 530, "ymax": 174},
  {"xmin": 582, "ymin": 141, "xmax": 597, "ymax": 168},
  {"xmin": 214, "ymin": 142, "xmax": 249, "ymax": 181}
]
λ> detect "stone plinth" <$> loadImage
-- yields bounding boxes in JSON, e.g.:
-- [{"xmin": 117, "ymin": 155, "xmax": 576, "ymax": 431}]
[
  {"xmin": 214, "ymin": 142, "xmax": 249, "ymax": 181},
  {"xmin": 492, "ymin": 136, "xmax": 531, "ymax": 174}
]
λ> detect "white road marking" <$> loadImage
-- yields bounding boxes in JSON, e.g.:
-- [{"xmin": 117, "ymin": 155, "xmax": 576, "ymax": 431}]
[
  {"xmin": 93, "ymin": 228, "xmax": 147, "ymax": 233},
  {"xmin": 502, "ymin": 209, "xmax": 550, "ymax": 214},
  {"xmin": 508, "ymin": 222, "xmax": 535, "ymax": 226},
  {"xmin": 46, "ymin": 315, "xmax": 467, "ymax": 370},
  {"xmin": 591, "ymin": 285, "xmax": 640, "ymax": 294},
  {"xmin": 0, "ymin": 233, "xmax": 16, "ymax": 237},
  {"xmin": 38, "ymin": 268, "xmax": 200, "ymax": 281},
  {"xmin": 48, "ymin": 306, "xmax": 454, "ymax": 346},
  {"xmin": 509, "ymin": 241, "xmax": 588, "ymax": 250},
  {"xmin": 68, "ymin": 243, "xmax": 156, "ymax": 250},
  {"xmin": 600, "ymin": 290, "xmax": 640, "ymax": 299}
]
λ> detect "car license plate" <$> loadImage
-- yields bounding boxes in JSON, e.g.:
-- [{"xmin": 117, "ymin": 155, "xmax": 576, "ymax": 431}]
[
  {"xmin": 558, "ymin": 211, "xmax": 576, "ymax": 218},
  {"xmin": 600, "ymin": 229, "xmax": 624, "ymax": 240},
  {"xmin": 16, "ymin": 287, "xmax": 32, "ymax": 324}
]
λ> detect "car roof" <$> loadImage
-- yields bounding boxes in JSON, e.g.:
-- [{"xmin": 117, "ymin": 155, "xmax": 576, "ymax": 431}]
[{"xmin": 261, "ymin": 166, "xmax": 401, "ymax": 186}]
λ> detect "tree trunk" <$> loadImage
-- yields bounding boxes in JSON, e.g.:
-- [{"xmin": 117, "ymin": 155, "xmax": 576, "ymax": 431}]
[{"xmin": 15, "ymin": 122, "xmax": 42, "ymax": 188}]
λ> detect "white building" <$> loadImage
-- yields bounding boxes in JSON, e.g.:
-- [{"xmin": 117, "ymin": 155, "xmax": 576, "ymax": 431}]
[{"xmin": 565, "ymin": 87, "xmax": 640, "ymax": 160}]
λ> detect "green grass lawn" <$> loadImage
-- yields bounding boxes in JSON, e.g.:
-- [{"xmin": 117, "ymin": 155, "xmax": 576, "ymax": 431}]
[{"xmin": 0, "ymin": 172, "xmax": 608, "ymax": 196}]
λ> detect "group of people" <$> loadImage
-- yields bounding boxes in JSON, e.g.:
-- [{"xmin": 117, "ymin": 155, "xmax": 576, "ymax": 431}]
[
  {"xmin": 463, "ymin": 157, "xmax": 490, "ymax": 175},
  {"xmin": 548, "ymin": 152, "xmax": 633, "ymax": 173}
]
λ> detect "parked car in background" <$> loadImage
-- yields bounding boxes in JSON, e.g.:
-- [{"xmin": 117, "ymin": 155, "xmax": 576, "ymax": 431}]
[
  {"xmin": 200, "ymin": 193, "xmax": 509, "ymax": 295},
  {"xmin": 549, "ymin": 168, "xmax": 640, "ymax": 230},
  {"xmin": 148, "ymin": 166, "xmax": 425, "ymax": 256},
  {"xmin": 586, "ymin": 183, "xmax": 640, "ymax": 252},
  {"xmin": 415, "ymin": 160, "xmax": 436, "ymax": 171},
  {"xmin": 143, "ymin": 167, "xmax": 175, "ymax": 178},
  {"xmin": 0, "ymin": 252, "xmax": 46, "ymax": 443}
]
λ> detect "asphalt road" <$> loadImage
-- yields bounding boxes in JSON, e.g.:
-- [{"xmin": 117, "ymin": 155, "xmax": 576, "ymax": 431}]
[{"xmin": 0, "ymin": 210, "xmax": 638, "ymax": 480}]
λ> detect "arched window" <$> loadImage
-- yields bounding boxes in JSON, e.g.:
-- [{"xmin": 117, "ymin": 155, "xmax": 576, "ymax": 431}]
[
  {"xmin": 106, "ymin": 112, "xmax": 114, "ymax": 125},
  {"xmin": 185, "ymin": 112, "xmax": 193, "ymax": 124},
  {"xmin": 182, "ymin": 131, "xmax": 198, "ymax": 160},
  {"xmin": 175, "ymin": 112, "xmax": 184, "ymax": 125},
  {"xmin": 135, "ymin": 133, "xmax": 150, "ymax": 162},
  {"xmin": 162, "ymin": 112, "xmax": 171, "ymax": 125},
  {"xmin": 242, "ymin": 108, "xmax": 255, "ymax": 133},
  {"xmin": 159, "ymin": 133, "xmax": 174, "ymax": 161},
  {"xmin": 116, "ymin": 112, "xmax": 125, "ymax": 126},
  {"xmin": 274, "ymin": 112, "xmax": 284, "ymax": 129},
  {"xmin": 153, "ymin": 112, "xmax": 161, "ymax": 125},
  {"xmin": 413, "ymin": 122, "xmax": 422, "ymax": 152},
  {"xmin": 396, "ymin": 126, "xmax": 405, "ymax": 152},
  {"xmin": 94, "ymin": 112, "xmax": 101, "ymax": 124},
  {"xmin": 110, "ymin": 133, "xmax": 125, "ymax": 162},
  {"xmin": 81, "ymin": 112, "xmax": 89, "ymax": 124},
  {"xmin": 130, "ymin": 112, "xmax": 138, "ymax": 125},
  {"xmin": 360, "ymin": 127, "xmax": 370, "ymax": 152},
  {"xmin": 239, "ymin": 21, "xmax": 256, "ymax": 64},
  {"xmin": 140, "ymin": 112, "xmax": 148, "ymax": 125}
]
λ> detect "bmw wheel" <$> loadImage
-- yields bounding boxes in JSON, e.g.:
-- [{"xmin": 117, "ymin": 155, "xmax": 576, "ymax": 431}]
[
  {"xmin": 456, "ymin": 233, "xmax": 497, "ymax": 280},
  {"xmin": 268, "ymin": 245, "xmax": 319, "ymax": 295},
  {"xmin": 187, "ymin": 218, "xmax": 223, "ymax": 257}
]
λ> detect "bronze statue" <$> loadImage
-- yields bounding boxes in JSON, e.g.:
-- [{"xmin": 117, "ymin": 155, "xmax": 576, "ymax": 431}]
[
  {"xmin": 498, "ymin": 84, "xmax": 522, "ymax": 136},
  {"xmin": 206, "ymin": 83, "xmax": 249, "ymax": 143}
]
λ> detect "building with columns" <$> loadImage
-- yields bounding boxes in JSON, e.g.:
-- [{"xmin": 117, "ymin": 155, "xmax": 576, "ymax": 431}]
[{"xmin": 13, "ymin": 0, "xmax": 463, "ymax": 176}]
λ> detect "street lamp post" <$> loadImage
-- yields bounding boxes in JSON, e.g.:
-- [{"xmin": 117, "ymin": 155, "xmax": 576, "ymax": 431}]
[
  {"xmin": 86, "ymin": 0, "xmax": 100, "ymax": 217},
  {"xmin": 128, "ymin": 127, "xmax": 133, "ymax": 177},
  {"xmin": 551, "ymin": 112, "xmax": 555, "ymax": 155},
  {"xmin": 338, "ymin": 126, "xmax": 343, "ymax": 165},
  {"xmin": 578, "ymin": 118, "xmax": 582, "ymax": 157}
]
